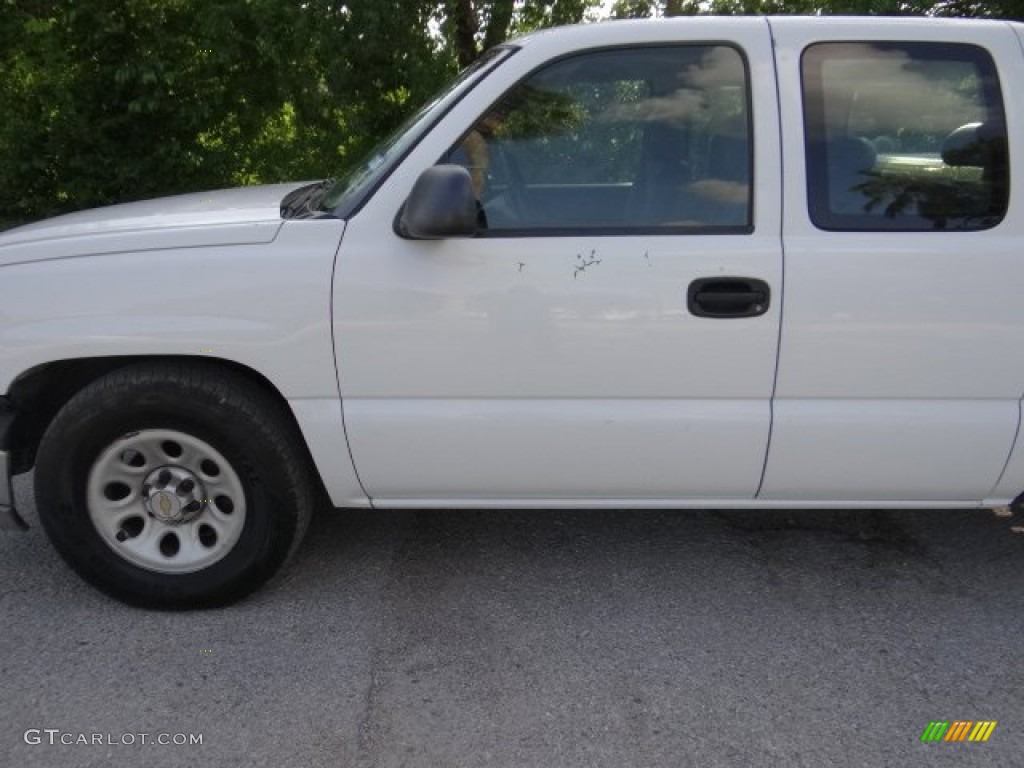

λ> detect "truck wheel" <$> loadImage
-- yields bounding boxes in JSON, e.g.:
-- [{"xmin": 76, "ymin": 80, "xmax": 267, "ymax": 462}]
[{"xmin": 34, "ymin": 362, "xmax": 314, "ymax": 608}]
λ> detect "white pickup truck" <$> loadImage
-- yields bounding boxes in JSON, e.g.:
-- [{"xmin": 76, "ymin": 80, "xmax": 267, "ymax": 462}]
[{"xmin": 1, "ymin": 16, "xmax": 1022, "ymax": 607}]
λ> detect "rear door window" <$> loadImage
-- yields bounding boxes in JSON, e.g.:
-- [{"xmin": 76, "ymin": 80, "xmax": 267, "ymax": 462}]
[{"xmin": 802, "ymin": 42, "xmax": 1009, "ymax": 231}]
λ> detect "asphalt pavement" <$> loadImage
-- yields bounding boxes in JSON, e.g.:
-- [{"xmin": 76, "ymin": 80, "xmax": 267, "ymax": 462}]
[{"xmin": 2, "ymin": 471, "xmax": 1022, "ymax": 768}]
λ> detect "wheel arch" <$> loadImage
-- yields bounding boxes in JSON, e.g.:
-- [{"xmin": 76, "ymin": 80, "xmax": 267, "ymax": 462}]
[{"xmin": 5, "ymin": 356, "xmax": 313, "ymax": 479}]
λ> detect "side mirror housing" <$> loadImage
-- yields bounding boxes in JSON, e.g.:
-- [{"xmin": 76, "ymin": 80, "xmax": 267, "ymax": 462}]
[
  {"xmin": 397, "ymin": 165, "xmax": 477, "ymax": 239},
  {"xmin": 942, "ymin": 122, "xmax": 1003, "ymax": 167}
]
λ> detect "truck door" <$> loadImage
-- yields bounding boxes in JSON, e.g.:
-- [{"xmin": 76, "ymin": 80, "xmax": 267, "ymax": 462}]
[
  {"xmin": 764, "ymin": 18, "xmax": 1024, "ymax": 503},
  {"xmin": 333, "ymin": 21, "xmax": 783, "ymax": 504}
]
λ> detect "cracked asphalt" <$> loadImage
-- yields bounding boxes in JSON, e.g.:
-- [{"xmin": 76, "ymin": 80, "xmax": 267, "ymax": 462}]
[{"xmin": 2, "ymin": 471, "xmax": 1023, "ymax": 768}]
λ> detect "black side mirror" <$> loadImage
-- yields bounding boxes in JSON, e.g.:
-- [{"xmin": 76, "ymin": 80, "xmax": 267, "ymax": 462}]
[{"xmin": 397, "ymin": 165, "xmax": 477, "ymax": 239}]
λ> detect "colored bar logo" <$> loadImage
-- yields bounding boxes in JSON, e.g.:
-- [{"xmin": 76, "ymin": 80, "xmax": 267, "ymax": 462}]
[{"xmin": 921, "ymin": 721, "xmax": 997, "ymax": 743}]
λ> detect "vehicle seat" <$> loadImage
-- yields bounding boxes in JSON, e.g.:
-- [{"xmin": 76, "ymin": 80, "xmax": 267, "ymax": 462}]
[
  {"xmin": 627, "ymin": 122, "xmax": 694, "ymax": 226},
  {"xmin": 691, "ymin": 131, "xmax": 750, "ymax": 226},
  {"xmin": 827, "ymin": 136, "xmax": 877, "ymax": 214}
]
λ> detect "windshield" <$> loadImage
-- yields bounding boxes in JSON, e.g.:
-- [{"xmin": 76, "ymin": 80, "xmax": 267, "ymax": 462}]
[{"xmin": 319, "ymin": 47, "xmax": 514, "ymax": 218}]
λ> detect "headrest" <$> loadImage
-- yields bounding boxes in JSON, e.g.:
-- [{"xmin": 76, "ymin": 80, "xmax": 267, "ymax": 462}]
[{"xmin": 828, "ymin": 137, "xmax": 877, "ymax": 174}]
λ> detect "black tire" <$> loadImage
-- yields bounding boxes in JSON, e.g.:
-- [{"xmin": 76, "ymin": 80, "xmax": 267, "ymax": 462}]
[{"xmin": 35, "ymin": 361, "xmax": 315, "ymax": 608}]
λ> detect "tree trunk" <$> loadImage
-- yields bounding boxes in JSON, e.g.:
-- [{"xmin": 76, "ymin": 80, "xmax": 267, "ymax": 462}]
[
  {"xmin": 452, "ymin": 0, "xmax": 480, "ymax": 67},
  {"xmin": 483, "ymin": 0, "xmax": 516, "ymax": 51}
]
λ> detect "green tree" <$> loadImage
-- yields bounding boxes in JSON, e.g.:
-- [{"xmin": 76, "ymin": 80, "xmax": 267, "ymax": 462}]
[
  {"xmin": 1, "ymin": 1, "xmax": 325, "ymax": 222},
  {"xmin": 0, "ymin": 1, "xmax": 450, "ymax": 225},
  {"xmin": 613, "ymin": 0, "xmax": 1023, "ymax": 16},
  {"xmin": 931, "ymin": 0, "xmax": 1024, "ymax": 18},
  {"xmin": 313, "ymin": 0, "xmax": 455, "ymax": 167}
]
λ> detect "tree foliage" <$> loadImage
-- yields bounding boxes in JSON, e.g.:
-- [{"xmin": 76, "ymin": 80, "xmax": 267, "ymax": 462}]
[
  {"xmin": 1, "ymin": 0, "xmax": 1020, "ymax": 227},
  {"xmin": 612, "ymin": 0, "xmax": 1022, "ymax": 17},
  {"xmin": 443, "ymin": 0, "xmax": 599, "ymax": 66},
  {"xmin": 0, "ymin": 0, "xmax": 457, "ymax": 224}
]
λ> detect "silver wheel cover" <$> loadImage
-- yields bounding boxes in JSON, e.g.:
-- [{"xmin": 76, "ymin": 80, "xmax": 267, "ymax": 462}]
[{"xmin": 86, "ymin": 429, "xmax": 247, "ymax": 574}]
